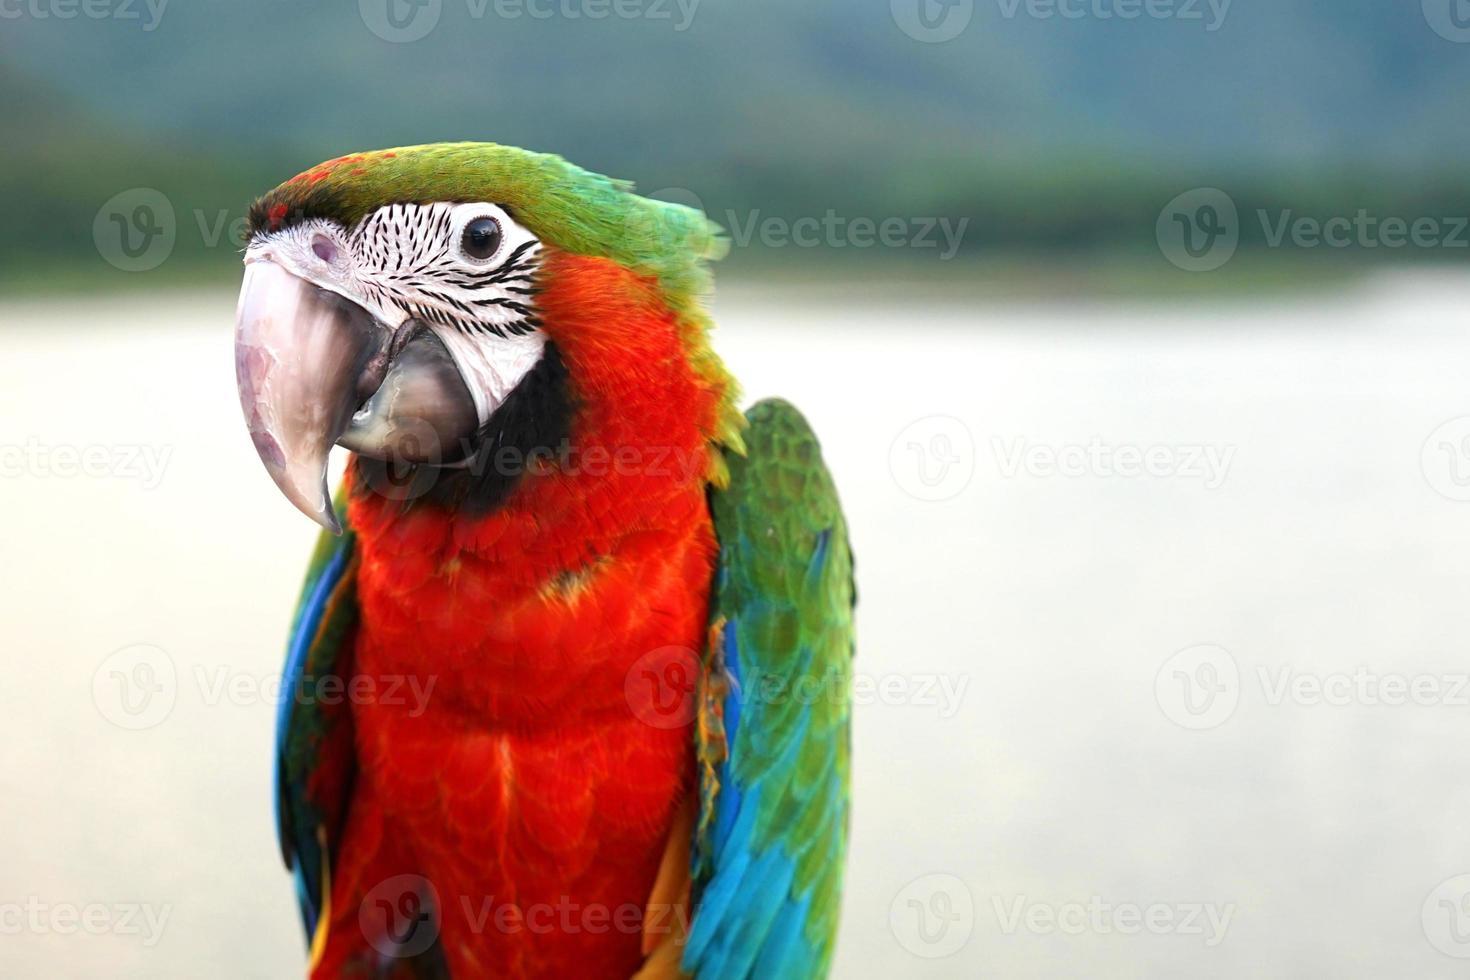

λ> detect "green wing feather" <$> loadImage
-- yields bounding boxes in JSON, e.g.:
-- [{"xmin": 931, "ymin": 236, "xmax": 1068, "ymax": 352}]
[{"xmin": 685, "ymin": 398, "xmax": 856, "ymax": 979}]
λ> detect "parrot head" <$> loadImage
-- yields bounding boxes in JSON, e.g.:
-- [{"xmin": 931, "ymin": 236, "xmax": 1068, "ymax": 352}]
[{"xmin": 234, "ymin": 142, "xmax": 737, "ymax": 532}]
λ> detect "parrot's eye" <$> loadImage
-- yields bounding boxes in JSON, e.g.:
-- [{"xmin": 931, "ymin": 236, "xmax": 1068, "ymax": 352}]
[{"xmin": 461, "ymin": 217, "xmax": 503, "ymax": 262}]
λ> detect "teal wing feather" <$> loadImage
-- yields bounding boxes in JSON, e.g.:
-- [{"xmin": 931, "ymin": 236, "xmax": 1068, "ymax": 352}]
[
  {"xmin": 684, "ymin": 399, "xmax": 856, "ymax": 979},
  {"xmin": 275, "ymin": 492, "xmax": 360, "ymax": 947}
]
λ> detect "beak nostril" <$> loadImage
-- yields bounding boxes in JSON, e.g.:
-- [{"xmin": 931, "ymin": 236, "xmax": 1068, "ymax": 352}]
[{"xmin": 311, "ymin": 234, "xmax": 337, "ymax": 264}]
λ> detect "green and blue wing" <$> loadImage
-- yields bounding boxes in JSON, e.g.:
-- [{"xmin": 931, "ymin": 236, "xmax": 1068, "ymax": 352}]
[
  {"xmin": 275, "ymin": 493, "xmax": 360, "ymax": 949},
  {"xmin": 684, "ymin": 399, "xmax": 856, "ymax": 979}
]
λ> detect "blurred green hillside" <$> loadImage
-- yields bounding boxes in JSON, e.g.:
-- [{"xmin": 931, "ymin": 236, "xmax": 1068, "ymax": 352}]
[{"xmin": 3, "ymin": 0, "xmax": 1469, "ymax": 292}]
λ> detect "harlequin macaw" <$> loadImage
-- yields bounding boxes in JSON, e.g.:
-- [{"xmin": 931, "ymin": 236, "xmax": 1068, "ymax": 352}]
[{"xmin": 232, "ymin": 143, "xmax": 855, "ymax": 979}]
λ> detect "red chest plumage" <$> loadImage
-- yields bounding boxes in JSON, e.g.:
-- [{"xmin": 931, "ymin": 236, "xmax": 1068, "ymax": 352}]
[{"xmin": 322, "ymin": 253, "xmax": 728, "ymax": 977}]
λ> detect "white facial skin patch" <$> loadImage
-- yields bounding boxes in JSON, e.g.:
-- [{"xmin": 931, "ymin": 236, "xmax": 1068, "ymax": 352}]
[
  {"xmin": 244, "ymin": 201, "xmax": 546, "ymax": 426},
  {"xmin": 433, "ymin": 326, "xmax": 546, "ymax": 426}
]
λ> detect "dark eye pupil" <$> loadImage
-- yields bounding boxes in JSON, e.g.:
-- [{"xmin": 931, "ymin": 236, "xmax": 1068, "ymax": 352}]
[{"xmin": 462, "ymin": 217, "xmax": 502, "ymax": 260}]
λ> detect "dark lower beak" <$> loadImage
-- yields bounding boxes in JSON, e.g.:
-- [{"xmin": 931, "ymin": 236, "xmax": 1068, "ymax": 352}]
[
  {"xmin": 338, "ymin": 322, "xmax": 478, "ymax": 467},
  {"xmin": 234, "ymin": 260, "xmax": 478, "ymax": 532}
]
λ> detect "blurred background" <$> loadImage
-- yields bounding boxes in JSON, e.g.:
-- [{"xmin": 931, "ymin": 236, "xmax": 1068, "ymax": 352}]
[{"xmin": 8, "ymin": 1, "xmax": 1470, "ymax": 977}]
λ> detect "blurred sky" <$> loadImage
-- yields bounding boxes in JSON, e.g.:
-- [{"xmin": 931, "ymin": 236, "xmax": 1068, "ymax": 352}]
[
  {"xmin": 4, "ymin": 0, "xmax": 1470, "ymax": 286},
  {"xmin": 6, "ymin": 0, "xmax": 1467, "ymax": 169}
]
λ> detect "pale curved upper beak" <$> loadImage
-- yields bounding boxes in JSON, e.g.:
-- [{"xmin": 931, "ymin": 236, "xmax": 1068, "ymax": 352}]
[{"xmin": 234, "ymin": 260, "xmax": 479, "ymax": 532}]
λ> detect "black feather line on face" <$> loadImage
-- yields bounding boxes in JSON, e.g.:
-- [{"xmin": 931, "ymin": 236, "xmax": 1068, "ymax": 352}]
[
  {"xmin": 352, "ymin": 342, "xmax": 573, "ymax": 517},
  {"xmin": 248, "ymin": 198, "xmax": 547, "ymax": 355},
  {"xmin": 332, "ymin": 205, "xmax": 545, "ymax": 339}
]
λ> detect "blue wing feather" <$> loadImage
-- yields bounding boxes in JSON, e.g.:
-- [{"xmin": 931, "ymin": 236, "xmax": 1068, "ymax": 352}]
[
  {"xmin": 685, "ymin": 399, "xmax": 855, "ymax": 979},
  {"xmin": 274, "ymin": 496, "xmax": 359, "ymax": 944}
]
